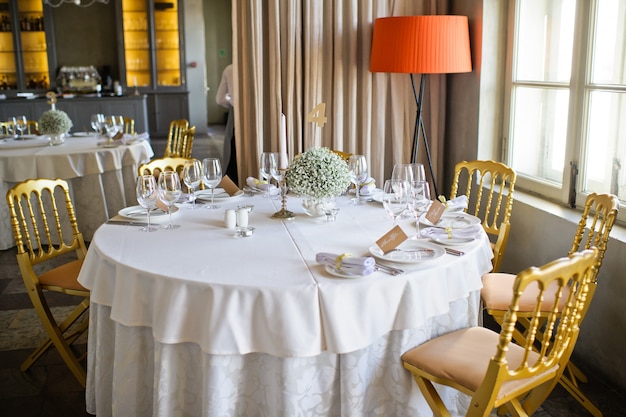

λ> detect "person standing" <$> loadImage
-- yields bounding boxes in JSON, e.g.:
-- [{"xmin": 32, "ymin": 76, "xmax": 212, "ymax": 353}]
[{"xmin": 216, "ymin": 64, "xmax": 237, "ymax": 184}]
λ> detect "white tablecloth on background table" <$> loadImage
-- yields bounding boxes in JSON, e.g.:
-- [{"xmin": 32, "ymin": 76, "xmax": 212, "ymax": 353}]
[
  {"xmin": 0, "ymin": 135, "xmax": 153, "ymax": 249},
  {"xmin": 79, "ymin": 194, "xmax": 494, "ymax": 417}
]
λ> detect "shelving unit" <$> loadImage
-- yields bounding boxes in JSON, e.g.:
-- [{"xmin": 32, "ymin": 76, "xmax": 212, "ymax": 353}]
[
  {"xmin": 121, "ymin": 0, "xmax": 183, "ymax": 89},
  {"xmin": 0, "ymin": 0, "xmax": 53, "ymax": 92}
]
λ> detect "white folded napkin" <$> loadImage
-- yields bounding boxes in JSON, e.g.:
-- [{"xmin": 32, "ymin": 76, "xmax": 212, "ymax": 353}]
[
  {"xmin": 420, "ymin": 224, "xmax": 483, "ymax": 240},
  {"xmin": 246, "ymin": 177, "xmax": 279, "ymax": 194},
  {"xmin": 316, "ymin": 252, "xmax": 376, "ymax": 275},
  {"xmin": 442, "ymin": 195, "xmax": 468, "ymax": 211},
  {"xmin": 123, "ymin": 132, "xmax": 149, "ymax": 142}
]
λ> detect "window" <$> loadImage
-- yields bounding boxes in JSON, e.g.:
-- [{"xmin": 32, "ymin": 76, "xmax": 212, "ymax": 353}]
[{"xmin": 505, "ymin": 0, "xmax": 626, "ymax": 218}]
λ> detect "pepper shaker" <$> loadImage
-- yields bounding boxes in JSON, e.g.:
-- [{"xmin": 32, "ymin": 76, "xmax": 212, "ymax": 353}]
[
  {"xmin": 236, "ymin": 207, "xmax": 249, "ymax": 227},
  {"xmin": 224, "ymin": 209, "xmax": 236, "ymax": 228}
]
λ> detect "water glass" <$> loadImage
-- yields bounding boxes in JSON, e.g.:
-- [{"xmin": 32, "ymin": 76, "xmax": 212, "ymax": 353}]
[
  {"xmin": 382, "ymin": 179, "xmax": 410, "ymax": 225},
  {"xmin": 348, "ymin": 155, "xmax": 368, "ymax": 204},
  {"xmin": 136, "ymin": 175, "xmax": 159, "ymax": 232},
  {"xmin": 157, "ymin": 171, "xmax": 182, "ymax": 229},
  {"xmin": 182, "ymin": 159, "xmax": 202, "ymax": 209},
  {"xmin": 202, "ymin": 157, "xmax": 222, "ymax": 209}
]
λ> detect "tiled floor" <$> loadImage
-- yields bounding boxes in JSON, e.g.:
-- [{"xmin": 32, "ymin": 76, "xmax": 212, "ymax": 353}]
[{"xmin": 2, "ymin": 126, "xmax": 625, "ymax": 416}]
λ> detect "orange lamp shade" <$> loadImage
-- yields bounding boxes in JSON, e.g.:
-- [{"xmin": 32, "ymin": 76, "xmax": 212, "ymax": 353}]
[{"xmin": 370, "ymin": 15, "xmax": 472, "ymax": 74}]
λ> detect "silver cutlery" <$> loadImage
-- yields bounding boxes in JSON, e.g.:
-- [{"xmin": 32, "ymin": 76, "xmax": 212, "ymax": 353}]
[
  {"xmin": 445, "ymin": 248, "xmax": 465, "ymax": 256},
  {"xmin": 106, "ymin": 220, "xmax": 150, "ymax": 226},
  {"xmin": 375, "ymin": 263, "xmax": 404, "ymax": 276}
]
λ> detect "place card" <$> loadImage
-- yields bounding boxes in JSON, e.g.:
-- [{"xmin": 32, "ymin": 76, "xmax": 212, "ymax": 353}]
[
  {"xmin": 375, "ymin": 225, "xmax": 408, "ymax": 254},
  {"xmin": 219, "ymin": 175, "xmax": 240, "ymax": 196},
  {"xmin": 425, "ymin": 199, "xmax": 446, "ymax": 225}
]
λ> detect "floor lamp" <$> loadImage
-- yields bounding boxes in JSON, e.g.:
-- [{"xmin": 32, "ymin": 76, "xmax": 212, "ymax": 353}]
[{"xmin": 370, "ymin": 15, "xmax": 472, "ymax": 198}]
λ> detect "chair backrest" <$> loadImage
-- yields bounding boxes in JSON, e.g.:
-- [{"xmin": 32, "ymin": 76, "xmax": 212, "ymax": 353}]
[
  {"xmin": 332, "ymin": 150, "xmax": 352, "ymax": 161},
  {"xmin": 570, "ymin": 193, "xmax": 619, "ymax": 275},
  {"xmin": 123, "ymin": 117, "xmax": 135, "ymax": 134},
  {"xmin": 164, "ymin": 119, "xmax": 191, "ymax": 158},
  {"xmin": 139, "ymin": 156, "xmax": 203, "ymax": 193},
  {"xmin": 472, "ymin": 248, "xmax": 598, "ymax": 415},
  {"xmin": 26, "ymin": 120, "xmax": 38, "ymax": 134},
  {"xmin": 6, "ymin": 178, "xmax": 87, "ymax": 265},
  {"xmin": 450, "ymin": 160, "xmax": 516, "ymax": 272}
]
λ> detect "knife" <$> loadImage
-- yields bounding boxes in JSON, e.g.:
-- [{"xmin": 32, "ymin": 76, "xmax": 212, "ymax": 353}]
[
  {"xmin": 445, "ymin": 248, "xmax": 465, "ymax": 256},
  {"xmin": 106, "ymin": 220, "xmax": 150, "ymax": 226}
]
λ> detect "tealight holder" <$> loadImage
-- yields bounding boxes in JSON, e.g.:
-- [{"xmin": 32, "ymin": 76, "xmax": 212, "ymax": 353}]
[{"xmin": 234, "ymin": 226, "xmax": 255, "ymax": 238}]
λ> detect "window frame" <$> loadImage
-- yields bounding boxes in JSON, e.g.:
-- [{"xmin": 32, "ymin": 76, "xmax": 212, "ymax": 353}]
[{"xmin": 502, "ymin": 0, "xmax": 626, "ymax": 222}]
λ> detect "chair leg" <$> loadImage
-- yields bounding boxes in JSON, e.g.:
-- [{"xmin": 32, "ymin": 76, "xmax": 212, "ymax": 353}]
[
  {"xmin": 413, "ymin": 376, "xmax": 453, "ymax": 417},
  {"xmin": 559, "ymin": 370, "xmax": 603, "ymax": 417},
  {"xmin": 22, "ymin": 297, "xmax": 89, "ymax": 387}
]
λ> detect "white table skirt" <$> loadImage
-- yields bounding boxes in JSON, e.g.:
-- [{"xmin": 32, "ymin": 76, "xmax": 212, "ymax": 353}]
[
  {"xmin": 79, "ymin": 194, "xmax": 494, "ymax": 416},
  {"xmin": 0, "ymin": 136, "xmax": 153, "ymax": 249},
  {"xmin": 87, "ymin": 293, "xmax": 480, "ymax": 417}
]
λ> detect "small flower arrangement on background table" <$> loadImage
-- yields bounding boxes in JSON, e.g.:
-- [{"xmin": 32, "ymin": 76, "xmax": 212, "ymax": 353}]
[
  {"xmin": 285, "ymin": 147, "xmax": 351, "ymax": 216},
  {"xmin": 38, "ymin": 92, "xmax": 73, "ymax": 145}
]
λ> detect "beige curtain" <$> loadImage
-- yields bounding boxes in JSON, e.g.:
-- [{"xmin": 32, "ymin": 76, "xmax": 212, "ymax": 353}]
[{"xmin": 232, "ymin": 0, "xmax": 450, "ymax": 191}]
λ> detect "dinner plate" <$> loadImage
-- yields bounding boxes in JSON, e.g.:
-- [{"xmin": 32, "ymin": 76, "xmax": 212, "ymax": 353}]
[
  {"xmin": 430, "ymin": 235, "xmax": 475, "ymax": 246},
  {"xmin": 369, "ymin": 240, "xmax": 445, "ymax": 264},
  {"xmin": 370, "ymin": 190, "xmax": 385, "ymax": 203},
  {"xmin": 419, "ymin": 212, "xmax": 480, "ymax": 229},
  {"xmin": 118, "ymin": 205, "xmax": 179, "ymax": 219},
  {"xmin": 324, "ymin": 264, "xmax": 366, "ymax": 278},
  {"xmin": 73, "ymin": 132, "xmax": 98, "ymax": 137},
  {"xmin": 196, "ymin": 189, "xmax": 244, "ymax": 201}
]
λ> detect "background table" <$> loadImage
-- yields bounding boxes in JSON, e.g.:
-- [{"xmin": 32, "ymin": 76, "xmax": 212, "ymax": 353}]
[
  {"xmin": 0, "ymin": 135, "xmax": 153, "ymax": 249},
  {"xmin": 78, "ymin": 194, "xmax": 494, "ymax": 417}
]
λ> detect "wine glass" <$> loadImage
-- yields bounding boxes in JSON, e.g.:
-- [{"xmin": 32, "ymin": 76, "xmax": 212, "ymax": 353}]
[
  {"xmin": 202, "ymin": 157, "xmax": 222, "ymax": 209},
  {"xmin": 260, "ymin": 152, "xmax": 278, "ymax": 198},
  {"xmin": 382, "ymin": 179, "xmax": 410, "ymax": 225},
  {"xmin": 348, "ymin": 155, "xmax": 368, "ymax": 205},
  {"xmin": 157, "ymin": 171, "xmax": 182, "ymax": 229},
  {"xmin": 13, "ymin": 116, "xmax": 27, "ymax": 138},
  {"xmin": 90, "ymin": 114, "xmax": 105, "ymax": 135},
  {"xmin": 408, "ymin": 180, "xmax": 431, "ymax": 239},
  {"xmin": 182, "ymin": 159, "xmax": 203, "ymax": 209},
  {"xmin": 104, "ymin": 117, "xmax": 121, "ymax": 145},
  {"xmin": 392, "ymin": 163, "xmax": 426, "ymax": 184},
  {"xmin": 136, "ymin": 175, "xmax": 159, "ymax": 232}
]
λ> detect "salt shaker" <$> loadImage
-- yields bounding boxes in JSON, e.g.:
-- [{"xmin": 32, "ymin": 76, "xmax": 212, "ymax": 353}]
[
  {"xmin": 224, "ymin": 209, "xmax": 236, "ymax": 228},
  {"xmin": 236, "ymin": 207, "xmax": 249, "ymax": 227}
]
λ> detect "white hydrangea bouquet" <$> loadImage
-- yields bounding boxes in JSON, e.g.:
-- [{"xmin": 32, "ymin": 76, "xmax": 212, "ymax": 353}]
[
  {"xmin": 38, "ymin": 109, "xmax": 73, "ymax": 135},
  {"xmin": 285, "ymin": 147, "xmax": 351, "ymax": 199}
]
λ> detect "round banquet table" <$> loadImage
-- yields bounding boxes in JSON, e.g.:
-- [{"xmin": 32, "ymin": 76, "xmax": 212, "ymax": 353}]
[
  {"xmin": 0, "ymin": 134, "xmax": 153, "ymax": 249},
  {"xmin": 78, "ymin": 193, "xmax": 494, "ymax": 417}
]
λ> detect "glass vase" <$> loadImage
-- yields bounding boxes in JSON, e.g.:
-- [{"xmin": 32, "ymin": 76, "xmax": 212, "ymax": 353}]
[
  {"xmin": 301, "ymin": 196, "xmax": 336, "ymax": 217},
  {"xmin": 48, "ymin": 133, "xmax": 65, "ymax": 146}
]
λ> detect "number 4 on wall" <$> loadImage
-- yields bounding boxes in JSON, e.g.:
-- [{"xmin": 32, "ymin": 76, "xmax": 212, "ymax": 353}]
[{"xmin": 306, "ymin": 102, "xmax": 327, "ymax": 128}]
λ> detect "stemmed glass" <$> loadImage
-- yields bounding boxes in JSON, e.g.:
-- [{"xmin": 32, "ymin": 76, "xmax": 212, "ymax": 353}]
[
  {"xmin": 91, "ymin": 114, "xmax": 105, "ymax": 135},
  {"xmin": 348, "ymin": 155, "xmax": 368, "ymax": 205},
  {"xmin": 260, "ymin": 152, "xmax": 278, "ymax": 198},
  {"xmin": 157, "ymin": 171, "xmax": 182, "ymax": 229},
  {"xmin": 13, "ymin": 116, "xmax": 27, "ymax": 138},
  {"xmin": 136, "ymin": 175, "xmax": 159, "ymax": 232},
  {"xmin": 392, "ymin": 163, "xmax": 426, "ymax": 184},
  {"xmin": 382, "ymin": 179, "xmax": 410, "ymax": 225},
  {"xmin": 408, "ymin": 180, "xmax": 431, "ymax": 239},
  {"xmin": 202, "ymin": 157, "xmax": 222, "ymax": 209},
  {"xmin": 182, "ymin": 159, "xmax": 203, "ymax": 209},
  {"xmin": 104, "ymin": 116, "xmax": 121, "ymax": 145}
]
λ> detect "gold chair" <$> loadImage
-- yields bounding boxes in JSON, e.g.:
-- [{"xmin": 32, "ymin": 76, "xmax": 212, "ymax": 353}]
[
  {"xmin": 332, "ymin": 150, "xmax": 352, "ymax": 161},
  {"xmin": 450, "ymin": 160, "xmax": 516, "ymax": 272},
  {"xmin": 164, "ymin": 119, "xmax": 195, "ymax": 158},
  {"xmin": 123, "ymin": 116, "xmax": 135, "ymax": 134},
  {"xmin": 138, "ymin": 156, "xmax": 203, "ymax": 192},
  {"xmin": 402, "ymin": 248, "xmax": 598, "ymax": 417},
  {"xmin": 6, "ymin": 178, "xmax": 90, "ymax": 388},
  {"xmin": 481, "ymin": 192, "xmax": 619, "ymax": 417}
]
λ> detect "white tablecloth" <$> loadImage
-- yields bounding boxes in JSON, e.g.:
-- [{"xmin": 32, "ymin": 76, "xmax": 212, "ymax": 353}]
[
  {"xmin": 0, "ymin": 135, "xmax": 153, "ymax": 249},
  {"xmin": 79, "ymin": 194, "xmax": 494, "ymax": 417}
]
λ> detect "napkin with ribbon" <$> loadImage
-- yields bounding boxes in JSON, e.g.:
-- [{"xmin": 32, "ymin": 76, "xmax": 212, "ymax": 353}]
[
  {"xmin": 123, "ymin": 131, "xmax": 150, "ymax": 142},
  {"xmin": 440, "ymin": 195, "xmax": 468, "ymax": 211},
  {"xmin": 359, "ymin": 177, "xmax": 377, "ymax": 195},
  {"xmin": 246, "ymin": 177, "xmax": 279, "ymax": 195},
  {"xmin": 316, "ymin": 252, "xmax": 376, "ymax": 275},
  {"xmin": 420, "ymin": 224, "xmax": 483, "ymax": 241}
]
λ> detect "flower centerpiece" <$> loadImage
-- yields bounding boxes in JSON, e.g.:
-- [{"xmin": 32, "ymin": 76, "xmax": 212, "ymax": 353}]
[
  {"xmin": 285, "ymin": 147, "xmax": 351, "ymax": 216},
  {"xmin": 39, "ymin": 109, "xmax": 73, "ymax": 145}
]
